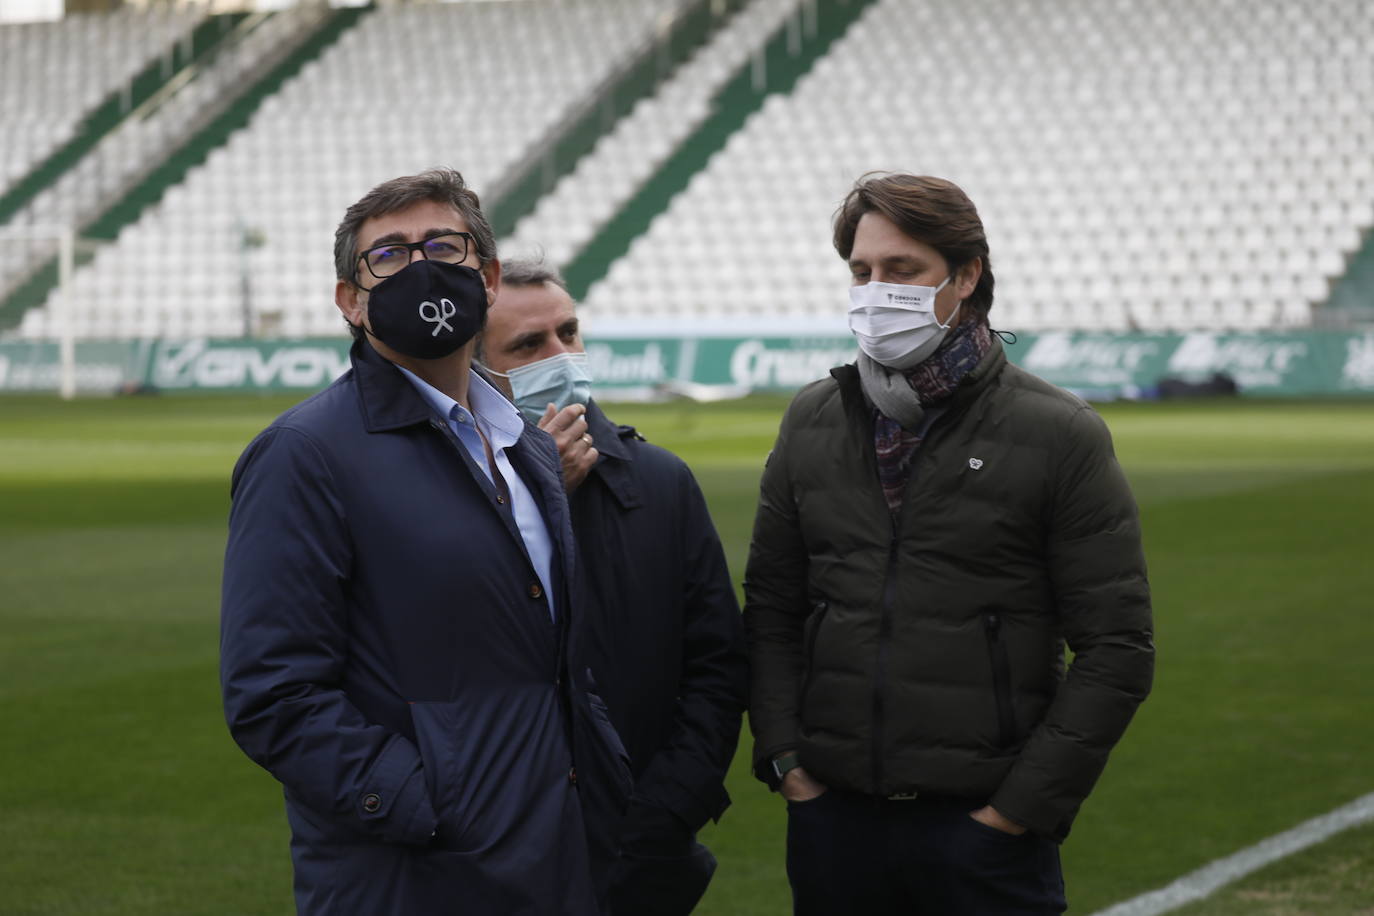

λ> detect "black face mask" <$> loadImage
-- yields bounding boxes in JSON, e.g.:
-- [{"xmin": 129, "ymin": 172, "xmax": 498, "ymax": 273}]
[{"xmin": 362, "ymin": 260, "xmax": 488, "ymax": 360}]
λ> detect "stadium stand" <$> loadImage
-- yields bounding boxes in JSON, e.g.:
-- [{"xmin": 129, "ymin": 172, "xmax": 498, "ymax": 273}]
[
  {"xmin": 582, "ymin": 0, "xmax": 1374, "ymax": 333},
  {"xmin": 3, "ymin": 0, "xmax": 1372, "ymax": 340},
  {"xmin": 9, "ymin": 0, "xmax": 690, "ymax": 340},
  {"xmin": 0, "ymin": 5, "xmax": 339, "ymax": 329},
  {"xmin": 500, "ymin": 0, "xmax": 804, "ymax": 268},
  {"xmin": 0, "ymin": 6, "xmax": 203, "ymax": 196}
]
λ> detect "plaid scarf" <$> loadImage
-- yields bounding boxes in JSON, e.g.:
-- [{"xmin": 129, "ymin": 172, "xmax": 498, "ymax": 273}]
[{"xmin": 874, "ymin": 321, "xmax": 992, "ymax": 516}]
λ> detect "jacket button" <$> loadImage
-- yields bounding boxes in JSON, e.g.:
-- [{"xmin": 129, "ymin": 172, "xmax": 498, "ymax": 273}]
[
  {"xmin": 362, "ymin": 793, "xmax": 381, "ymax": 813},
  {"xmin": 568, "ymin": 767, "xmax": 577, "ymax": 785},
  {"xmin": 496, "ymin": 494, "xmax": 506, "ymax": 504},
  {"xmin": 529, "ymin": 583, "xmax": 543, "ymax": 599}
]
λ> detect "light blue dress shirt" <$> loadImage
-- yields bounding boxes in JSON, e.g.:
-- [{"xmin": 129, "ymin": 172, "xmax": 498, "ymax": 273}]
[{"xmin": 396, "ymin": 364, "xmax": 557, "ymax": 621}]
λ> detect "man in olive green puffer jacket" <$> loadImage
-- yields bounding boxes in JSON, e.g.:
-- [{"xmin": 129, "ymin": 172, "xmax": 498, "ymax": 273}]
[{"xmin": 744, "ymin": 174, "xmax": 1154, "ymax": 916}]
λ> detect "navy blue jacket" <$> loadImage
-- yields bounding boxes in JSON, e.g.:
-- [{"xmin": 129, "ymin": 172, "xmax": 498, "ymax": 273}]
[
  {"xmin": 221, "ymin": 340, "xmax": 631, "ymax": 915},
  {"xmin": 573, "ymin": 402, "xmax": 747, "ymax": 840}
]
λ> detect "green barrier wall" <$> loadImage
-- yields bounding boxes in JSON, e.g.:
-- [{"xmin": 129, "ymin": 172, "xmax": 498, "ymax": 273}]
[{"xmin": 4, "ymin": 330, "xmax": 1374, "ymax": 396}]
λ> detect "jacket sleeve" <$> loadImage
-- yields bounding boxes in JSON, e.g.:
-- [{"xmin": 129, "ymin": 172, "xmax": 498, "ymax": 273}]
[
  {"xmin": 741, "ymin": 405, "xmax": 813, "ymax": 787},
  {"xmin": 628, "ymin": 465, "xmax": 748, "ymax": 834},
  {"xmin": 220, "ymin": 426, "xmax": 437, "ymax": 845},
  {"xmin": 989, "ymin": 406, "xmax": 1155, "ymax": 840}
]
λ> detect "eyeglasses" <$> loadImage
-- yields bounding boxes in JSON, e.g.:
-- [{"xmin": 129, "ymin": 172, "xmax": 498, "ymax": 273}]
[{"xmin": 355, "ymin": 232, "xmax": 474, "ymax": 286}]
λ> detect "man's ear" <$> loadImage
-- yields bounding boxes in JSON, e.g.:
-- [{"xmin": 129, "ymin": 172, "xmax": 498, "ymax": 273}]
[
  {"xmin": 956, "ymin": 257, "xmax": 983, "ymax": 300},
  {"xmin": 335, "ymin": 279, "xmax": 365, "ymax": 329},
  {"xmin": 481, "ymin": 258, "xmax": 502, "ymax": 306}
]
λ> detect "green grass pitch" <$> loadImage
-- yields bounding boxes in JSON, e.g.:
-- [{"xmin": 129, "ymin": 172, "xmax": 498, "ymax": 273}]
[{"xmin": 2, "ymin": 392, "xmax": 1372, "ymax": 915}]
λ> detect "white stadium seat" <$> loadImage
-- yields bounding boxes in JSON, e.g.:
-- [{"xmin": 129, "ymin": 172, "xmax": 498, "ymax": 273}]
[{"xmin": 4, "ymin": 0, "xmax": 1373, "ymax": 339}]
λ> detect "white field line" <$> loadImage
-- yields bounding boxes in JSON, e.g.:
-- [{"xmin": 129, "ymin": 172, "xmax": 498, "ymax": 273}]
[{"xmin": 1090, "ymin": 791, "xmax": 1374, "ymax": 916}]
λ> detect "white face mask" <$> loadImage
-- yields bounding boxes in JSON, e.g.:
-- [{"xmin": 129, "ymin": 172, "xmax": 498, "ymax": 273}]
[{"xmin": 847, "ymin": 276, "xmax": 961, "ymax": 369}]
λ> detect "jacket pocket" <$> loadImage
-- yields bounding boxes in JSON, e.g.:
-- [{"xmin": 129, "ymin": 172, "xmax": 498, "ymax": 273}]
[
  {"xmin": 983, "ymin": 614, "xmax": 1016, "ymax": 748},
  {"xmin": 407, "ymin": 701, "xmax": 476, "ymax": 850},
  {"xmin": 799, "ymin": 600, "xmax": 830, "ymax": 714},
  {"xmin": 586, "ymin": 689, "xmax": 634, "ymax": 801}
]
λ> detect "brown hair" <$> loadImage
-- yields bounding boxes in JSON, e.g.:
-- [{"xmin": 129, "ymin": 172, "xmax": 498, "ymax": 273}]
[
  {"xmin": 833, "ymin": 173, "xmax": 994, "ymax": 318},
  {"xmin": 334, "ymin": 168, "xmax": 498, "ymax": 340}
]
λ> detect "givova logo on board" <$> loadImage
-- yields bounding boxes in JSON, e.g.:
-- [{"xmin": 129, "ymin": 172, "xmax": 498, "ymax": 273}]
[{"xmin": 152, "ymin": 340, "xmax": 351, "ymax": 390}]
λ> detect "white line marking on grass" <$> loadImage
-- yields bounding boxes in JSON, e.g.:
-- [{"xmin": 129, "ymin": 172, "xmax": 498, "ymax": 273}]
[{"xmin": 1090, "ymin": 791, "xmax": 1374, "ymax": 916}]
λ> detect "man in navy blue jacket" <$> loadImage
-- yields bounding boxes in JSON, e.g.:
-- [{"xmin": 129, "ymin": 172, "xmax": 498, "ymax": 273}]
[
  {"xmin": 220, "ymin": 170, "xmax": 630, "ymax": 916},
  {"xmin": 480, "ymin": 259, "xmax": 748, "ymax": 916}
]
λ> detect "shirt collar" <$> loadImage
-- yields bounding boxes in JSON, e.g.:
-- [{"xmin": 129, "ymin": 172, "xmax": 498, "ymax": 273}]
[{"xmin": 394, "ymin": 363, "xmax": 527, "ymax": 449}]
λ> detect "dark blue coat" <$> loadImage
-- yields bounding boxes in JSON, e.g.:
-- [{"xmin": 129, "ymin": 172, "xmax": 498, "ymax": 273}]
[
  {"xmin": 573, "ymin": 404, "xmax": 746, "ymax": 867},
  {"xmin": 221, "ymin": 340, "xmax": 631, "ymax": 915}
]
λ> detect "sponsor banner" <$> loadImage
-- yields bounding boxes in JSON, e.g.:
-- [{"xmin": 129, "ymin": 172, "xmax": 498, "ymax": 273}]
[
  {"xmin": 2, "ymin": 331, "xmax": 1373, "ymax": 396},
  {"xmin": 583, "ymin": 339, "xmax": 678, "ymax": 390},
  {"xmin": 144, "ymin": 339, "xmax": 351, "ymax": 391},
  {"xmin": 0, "ymin": 340, "xmax": 136, "ymax": 392},
  {"xmin": 1006, "ymin": 330, "xmax": 1374, "ymax": 396}
]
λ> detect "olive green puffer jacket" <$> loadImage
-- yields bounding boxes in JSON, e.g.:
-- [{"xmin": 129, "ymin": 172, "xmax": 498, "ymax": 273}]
[{"xmin": 743, "ymin": 338, "xmax": 1154, "ymax": 841}]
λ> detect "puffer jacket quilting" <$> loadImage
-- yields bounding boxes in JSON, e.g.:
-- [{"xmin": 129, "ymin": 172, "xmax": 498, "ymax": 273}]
[{"xmin": 744, "ymin": 337, "xmax": 1154, "ymax": 841}]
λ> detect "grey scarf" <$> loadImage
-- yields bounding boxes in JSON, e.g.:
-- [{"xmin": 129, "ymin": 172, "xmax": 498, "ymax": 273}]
[{"xmin": 857, "ymin": 352, "xmax": 926, "ymax": 432}]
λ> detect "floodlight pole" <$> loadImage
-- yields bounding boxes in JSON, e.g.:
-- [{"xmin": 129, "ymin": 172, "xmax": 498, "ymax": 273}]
[{"xmin": 58, "ymin": 227, "xmax": 76, "ymax": 401}]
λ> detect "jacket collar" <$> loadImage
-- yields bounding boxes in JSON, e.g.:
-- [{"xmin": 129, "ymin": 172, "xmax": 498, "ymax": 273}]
[
  {"xmin": 350, "ymin": 336, "xmax": 459, "ymax": 433},
  {"xmin": 584, "ymin": 399, "xmax": 642, "ymax": 511},
  {"xmin": 351, "ymin": 336, "xmax": 436, "ymax": 433},
  {"xmin": 832, "ymin": 328, "xmax": 1007, "ymax": 416}
]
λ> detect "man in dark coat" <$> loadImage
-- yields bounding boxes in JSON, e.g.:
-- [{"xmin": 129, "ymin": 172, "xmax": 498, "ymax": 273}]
[
  {"xmin": 220, "ymin": 170, "xmax": 630, "ymax": 916},
  {"xmin": 479, "ymin": 258, "xmax": 748, "ymax": 916},
  {"xmin": 745, "ymin": 174, "xmax": 1154, "ymax": 915}
]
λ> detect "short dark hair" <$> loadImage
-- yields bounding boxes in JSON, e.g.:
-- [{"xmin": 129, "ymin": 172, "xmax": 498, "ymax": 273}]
[
  {"xmin": 499, "ymin": 256, "xmax": 568, "ymax": 292},
  {"xmin": 475, "ymin": 255, "xmax": 570, "ymax": 363},
  {"xmin": 833, "ymin": 173, "xmax": 995, "ymax": 318},
  {"xmin": 334, "ymin": 168, "xmax": 497, "ymax": 340}
]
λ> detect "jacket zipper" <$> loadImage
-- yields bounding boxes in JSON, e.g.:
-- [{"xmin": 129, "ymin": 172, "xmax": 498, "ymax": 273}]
[
  {"xmin": 984, "ymin": 613, "xmax": 1015, "ymax": 748},
  {"xmin": 851, "ymin": 365, "xmax": 985, "ymax": 794},
  {"xmin": 871, "ymin": 518, "xmax": 900, "ymax": 794}
]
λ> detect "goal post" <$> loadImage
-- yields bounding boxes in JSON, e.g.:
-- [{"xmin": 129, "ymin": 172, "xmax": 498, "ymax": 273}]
[{"xmin": 0, "ymin": 226, "xmax": 104, "ymax": 399}]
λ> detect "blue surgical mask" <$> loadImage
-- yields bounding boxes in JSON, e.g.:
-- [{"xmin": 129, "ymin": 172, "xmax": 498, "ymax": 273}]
[{"xmin": 489, "ymin": 351, "xmax": 592, "ymax": 424}]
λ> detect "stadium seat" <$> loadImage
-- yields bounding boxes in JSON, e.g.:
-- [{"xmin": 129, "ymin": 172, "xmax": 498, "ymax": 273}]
[
  {"xmin": 7, "ymin": 0, "xmax": 1373, "ymax": 340},
  {"xmin": 13, "ymin": 0, "xmax": 687, "ymax": 340}
]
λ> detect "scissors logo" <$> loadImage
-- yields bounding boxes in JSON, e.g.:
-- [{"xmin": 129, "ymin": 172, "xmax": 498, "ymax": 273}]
[{"xmin": 418, "ymin": 298, "xmax": 457, "ymax": 336}]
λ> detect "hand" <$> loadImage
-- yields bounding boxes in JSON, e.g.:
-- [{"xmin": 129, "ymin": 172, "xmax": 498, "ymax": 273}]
[
  {"xmin": 780, "ymin": 767, "xmax": 828, "ymax": 803},
  {"xmin": 969, "ymin": 805, "xmax": 1027, "ymax": 836},
  {"xmin": 618, "ymin": 801, "xmax": 693, "ymax": 857},
  {"xmin": 538, "ymin": 403, "xmax": 598, "ymax": 493}
]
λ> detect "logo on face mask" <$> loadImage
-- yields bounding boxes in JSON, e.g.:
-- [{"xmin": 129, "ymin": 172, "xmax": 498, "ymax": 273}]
[
  {"xmin": 848, "ymin": 276, "xmax": 958, "ymax": 370},
  {"xmin": 365, "ymin": 260, "xmax": 487, "ymax": 360},
  {"xmin": 419, "ymin": 298, "xmax": 457, "ymax": 336}
]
